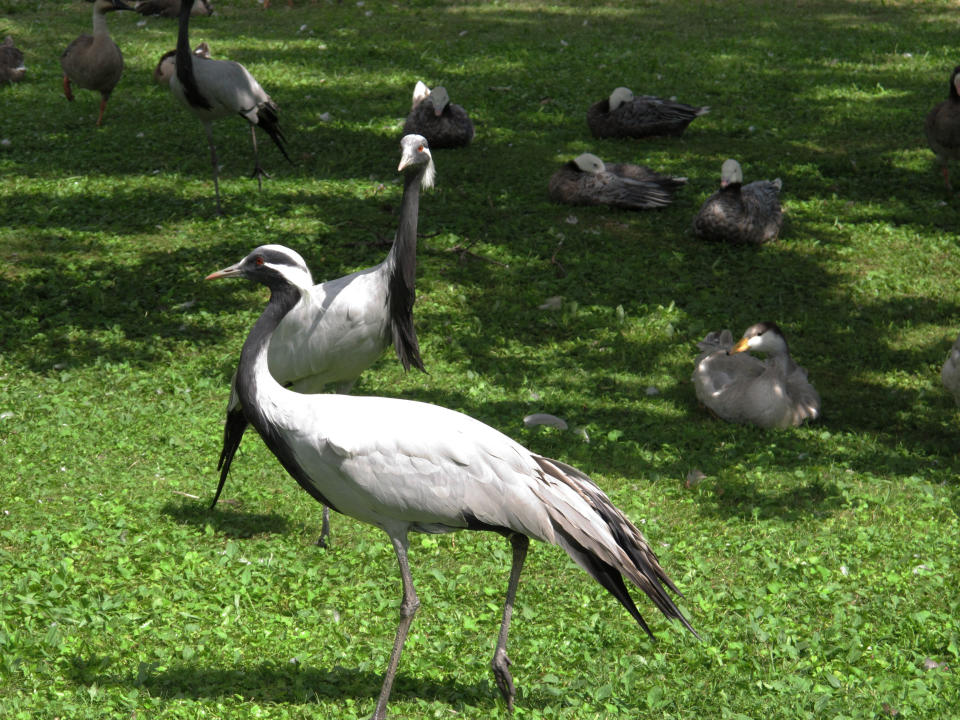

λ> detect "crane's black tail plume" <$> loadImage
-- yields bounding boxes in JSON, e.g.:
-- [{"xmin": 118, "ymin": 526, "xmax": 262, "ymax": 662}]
[
  {"xmin": 256, "ymin": 100, "xmax": 293, "ymax": 165},
  {"xmin": 210, "ymin": 406, "xmax": 249, "ymax": 508}
]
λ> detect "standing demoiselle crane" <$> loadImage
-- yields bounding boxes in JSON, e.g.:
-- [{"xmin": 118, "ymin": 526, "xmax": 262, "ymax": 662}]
[
  {"xmin": 205, "ymin": 244, "xmax": 697, "ymax": 719},
  {"xmin": 60, "ymin": 0, "xmax": 134, "ymax": 127},
  {"xmin": 209, "ymin": 134, "xmax": 433, "ymax": 547},
  {"xmin": 169, "ymin": 0, "xmax": 291, "ymax": 213}
]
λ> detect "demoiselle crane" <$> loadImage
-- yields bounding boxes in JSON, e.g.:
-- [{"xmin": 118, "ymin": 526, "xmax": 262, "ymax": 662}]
[
  {"xmin": 60, "ymin": 0, "xmax": 134, "ymax": 127},
  {"xmin": 205, "ymin": 244, "xmax": 697, "ymax": 718},
  {"xmin": 209, "ymin": 134, "xmax": 432, "ymax": 547},
  {"xmin": 135, "ymin": 0, "xmax": 212, "ymax": 17},
  {"xmin": 169, "ymin": 0, "xmax": 291, "ymax": 213}
]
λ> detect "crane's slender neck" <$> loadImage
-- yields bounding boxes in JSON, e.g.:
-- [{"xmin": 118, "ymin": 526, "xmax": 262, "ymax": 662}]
[
  {"xmin": 387, "ymin": 169, "xmax": 422, "ymax": 274},
  {"xmin": 175, "ymin": 0, "xmax": 210, "ymax": 109}
]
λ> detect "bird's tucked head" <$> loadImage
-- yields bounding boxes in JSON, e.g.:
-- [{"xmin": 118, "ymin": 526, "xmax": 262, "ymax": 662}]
[
  {"xmin": 398, "ymin": 134, "xmax": 436, "ymax": 189},
  {"xmin": 719, "ymin": 158, "xmax": 743, "ymax": 188},
  {"xmin": 731, "ymin": 321, "xmax": 789, "ymax": 356},
  {"xmin": 206, "ymin": 245, "xmax": 314, "ymax": 292},
  {"xmin": 608, "ymin": 86, "xmax": 634, "ymax": 111},
  {"xmin": 572, "ymin": 152, "xmax": 605, "ymax": 175},
  {"xmin": 428, "ymin": 86, "xmax": 450, "ymax": 116}
]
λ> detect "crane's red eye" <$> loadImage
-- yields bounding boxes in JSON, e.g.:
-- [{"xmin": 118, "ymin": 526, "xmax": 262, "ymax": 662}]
[
  {"xmin": 255, "ymin": 256, "xmax": 264, "ymax": 266},
  {"xmin": 418, "ymin": 145, "xmax": 424, "ymax": 152}
]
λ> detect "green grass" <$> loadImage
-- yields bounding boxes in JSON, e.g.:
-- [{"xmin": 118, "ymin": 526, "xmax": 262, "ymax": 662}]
[{"xmin": 3, "ymin": 0, "xmax": 960, "ymax": 717}]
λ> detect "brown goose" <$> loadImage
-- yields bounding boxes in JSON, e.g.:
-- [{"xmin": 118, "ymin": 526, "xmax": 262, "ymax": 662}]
[
  {"xmin": 693, "ymin": 159, "xmax": 782, "ymax": 245},
  {"xmin": 135, "ymin": 0, "xmax": 212, "ymax": 17},
  {"xmin": 61, "ymin": 0, "xmax": 134, "ymax": 127},
  {"xmin": 925, "ymin": 66, "xmax": 960, "ymax": 191},
  {"xmin": 153, "ymin": 41, "xmax": 210, "ymax": 86},
  {"xmin": 402, "ymin": 81, "xmax": 474, "ymax": 149},
  {"xmin": 548, "ymin": 152, "xmax": 686, "ymax": 210},
  {"xmin": 0, "ymin": 36, "xmax": 26, "ymax": 84},
  {"xmin": 587, "ymin": 86, "xmax": 709, "ymax": 139}
]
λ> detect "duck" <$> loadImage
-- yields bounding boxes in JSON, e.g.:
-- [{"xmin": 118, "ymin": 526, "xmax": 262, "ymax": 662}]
[
  {"xmin": 693, "ymin": 158, "xmax": 783, "ymax": 244},
  {"xmin": 402, "ymin": 81, "xmax": 474, "ymax": 148},
  {"xmin": 548, "ymin": 152, "xmax": 686, "ymax": 209},
  {"xmin": 925, "ymin": 66, "xmax": 960, "ymax": 191},
  {"xmin": 135, "ymin": 0, "xmax": 213, "ymax": 17},
  {"xmin": 0, "ymin": 36, "xmax": 26, "ymax": 84},
  {"xmin": 587, "ymin": 86, "xmax": 709, "ymax": 139},
  {"xmin": 941, "ymin": 331, "xmax": 960, "ymax": 404},
  {"xmin": 692, "ymin": 322, "xmax": 820, "ymax": 429},
  {"xmin": 61, "ymin": 0, "xmax": 134, "ymax": 127},
  {"xmin": 153, "ymin": 41, "xmax": 210, "ymax": 86}
]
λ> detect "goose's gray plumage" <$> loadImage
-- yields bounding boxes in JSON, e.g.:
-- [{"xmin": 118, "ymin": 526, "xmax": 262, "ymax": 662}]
[
  {"xmin": 692, "ymin": 322, "xmax": 819, "ymax": 429},
  {"xmin": 402, "ymin": 81, "xmax": 474, "ymax": 149},
  {"xmin": 587, "ymin": 86, "xmax": 709, "ymax": 139},
  {"xmin": 60, "ymin": 0, "xmax": 133, "ymax": 127},
  {"xmin": 925, "ymin": 66, "xmax": 960, "ymax": 191},
  {"xmin": 210, "ymin": 135, "xmax": 433, "ymax": 548},
  {"xmin": 153, "ymin": 41, "xmax": 209, "ymax": 86},
  {"xmin": 205, "ymin": 243, "xmax": 696, "ymax": 719},
  {"xmin": 169, "ymin": 0, "xmax": 290, "ymax": 213},
  {"xmin": 548, "ymin": 152, "xmax": 686, "ymax": 210},
  {"xmin": 135, "ymin": 0, "xmax": 212, "ymax": 17},
  {"xmin": 0, "ymin": 36, "xmax": 26, "ymax": 84},
  {"xmin": 693, "ymin": 159, "xmax": 783, "ymax": 244},
  {"xmin": 941, "ymin": 331, "xmax": 960, "ymax": 404}
]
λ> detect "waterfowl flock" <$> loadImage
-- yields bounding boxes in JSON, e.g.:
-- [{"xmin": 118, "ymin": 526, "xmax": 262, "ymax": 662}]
[{"xmin": 5, "ymin": 3, "xmax": 960, "ymax": 718}]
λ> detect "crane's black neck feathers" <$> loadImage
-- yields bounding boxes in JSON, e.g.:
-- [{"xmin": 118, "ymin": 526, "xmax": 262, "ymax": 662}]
[
  {"xmin": 386, "ymin": 167, "xmax": 426, "ymax": 373},
  {"xmin": 235, "ymin": 280, "xmax": 339, "ymax": 511},
  {"xmin": 176, "ymin": 0, "xmax": 212, "ymax": 110}
]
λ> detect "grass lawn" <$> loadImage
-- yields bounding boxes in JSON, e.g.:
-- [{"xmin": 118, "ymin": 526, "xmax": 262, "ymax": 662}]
[{"xmin": 2, "ymin": 0, "xmax": 960, "ymax": 717}]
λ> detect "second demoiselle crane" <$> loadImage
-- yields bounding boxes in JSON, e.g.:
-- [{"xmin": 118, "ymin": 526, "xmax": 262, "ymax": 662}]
[
  {"xmin": 169, "ymin": 0, "xmax": 291, "ymax": 213},
  {"xmin": 205, "ymin": 244, "xmax": 696, "ymax": 719},
  {"xmin": 209, "ymin": 134, "xmax": 433, "ymax": 547}
]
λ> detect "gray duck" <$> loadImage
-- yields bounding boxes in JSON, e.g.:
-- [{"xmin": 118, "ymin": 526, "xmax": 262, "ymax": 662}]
[
  {"xmin": 941, "ymin": 330, "xmax": 960, "ymax": 405},
  {"xmin": 0, "ymin": 36, "xmax": 26, "ymax": 84},
  {"xmin": 693, "ymin": 159, "xmax": 782, "ymax": 244},
  {"xmin": 61, "ymin": 0, "xmax": 134, "ymax": 126},
  {"xmin": 548, "ymin": 152, "xmax": 686, "ymax": 210},
  {"xmin": 925, "ymin": 66, "xmax": 960, "ymax": 191},
  {"xmin": 402, "ymin": 81, "xmax": 474, "ymax": 149},
  {"xmin": 692, "ymin": 322, "xmax": 820, "ymax": 429},
  {"xmin": 587, "ymin": 86, "xmax": 709, "ymax": 139}
]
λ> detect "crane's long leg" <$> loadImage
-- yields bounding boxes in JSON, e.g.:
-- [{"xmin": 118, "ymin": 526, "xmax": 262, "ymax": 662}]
[
  {"xmin": 203, "ymin": 122, "xmax": 223, "ymax": 214},
  {"xmin": 372, "ymin": 533, "xmax": 419, "ymax": 720},
  {"xmin": 249, "ymin": 125, "xmax": 270, "ymax": 191},
  {"xmin": 491, "ymin": 533, "xmax": 528, "ymax": 712},
  {"xmin": 315, "ymin": 506, "xmax": 331, "ymax": 548}
]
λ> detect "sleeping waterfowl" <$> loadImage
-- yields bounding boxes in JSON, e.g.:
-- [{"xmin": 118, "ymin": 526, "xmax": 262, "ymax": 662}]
[
  {"xmin": 61, "ymin": 0, "xmax": 134, "ymax": 127},
  {"xmin": 135, "ymin": 0, "xmax": 212, "ymax": 17},
  {"xmin": 692, "ymin": 322, "xmax": 820, "ymax": 429},
  {"xmin": 548, "ymin": 152, "xmax": 686, "ymax": 210},
  {"xmin": 693, "ymin": 159, "xmax": 782, "ymax": 245},
  {"xmin": 0, "ymin": 36, "xmax": 26, "ymax": 84},
  {"xmin": 925, "ymin": 66, "xmax": 960, "ymax": 191},
  {"xmin": 587, "ymin": 86, "xmax": 709, "ymax": 139},
  {"xmin": 402, "ymin": 81, "xmax": 474, "ymax": 148},
  {"xmin": 153, "ymin": 41, "xmax": 210, "ymax": 85},
  {"xmin": 941, "ymin": 331, "xmax": 960, "ymax": 404}
]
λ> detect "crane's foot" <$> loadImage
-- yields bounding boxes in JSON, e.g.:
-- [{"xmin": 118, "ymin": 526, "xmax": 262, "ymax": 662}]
[
  {"xmin": 250, "ymin": 165, "xmax": 271, "ymax": 191},
  {"xmin": 63, "ymin": 75, "xmax": 74, "ymax": 102},
  {"xmin": 491, "ymin": 648, "xmax": 516, "ymax": 712}
]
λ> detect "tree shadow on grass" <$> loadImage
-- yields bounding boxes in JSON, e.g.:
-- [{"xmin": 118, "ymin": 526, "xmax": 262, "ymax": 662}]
[{"xmin": 159, "ymin": 499, "xmax": 292, "ymax": 539}]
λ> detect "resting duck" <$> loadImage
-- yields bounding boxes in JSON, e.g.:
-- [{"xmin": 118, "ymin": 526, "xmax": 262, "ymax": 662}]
[
  {"xmin": 153, "ymin": 41, "xmax": 210, "ymax": 85},
  {"xmin": 0, "ymin": 36, "xmax": 26, "ymax": 84},
  {"xmin": 941, "ymin": 331, "xmax": 960, "ymax": 404},
  {"xmin": 925, "ymin": 66, "xmax": 960, "ymax": 191},
  {"xmin": 61, "ymin": 0, "xmax": 134, "ymax": 127},
  {"xmin": 402, "ymin": 81, "xmax": 474, "ymax": 148},
  {"xmin": 693, "ymin": 159, "xmax": 782, "ymax": 244},
  {"xmin": 692, "ymin": 322, "xmax": 820, "ymax": 429},
  {"xmin": 548, "ymin": 152, "xmax": 686, "ymax": 209},
  {"xmin": 587, "ymin": 86, "xmax": 709, "ymax": 139},
  {"xmin": 135, "ymin": 0, "xmax": 212, "ymax": 17}
]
